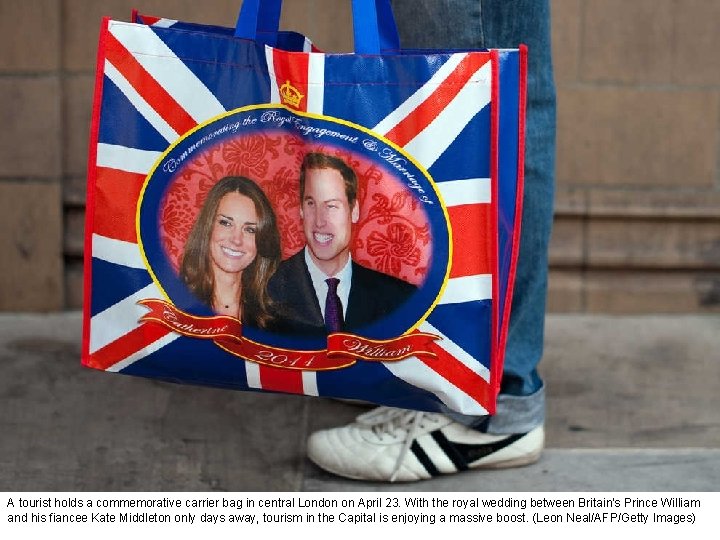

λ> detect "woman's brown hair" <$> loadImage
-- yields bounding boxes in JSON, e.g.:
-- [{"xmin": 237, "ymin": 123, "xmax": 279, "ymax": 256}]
[{"xmin": 180, "ymin": 176, "xmax": 281, "ymax": 328}]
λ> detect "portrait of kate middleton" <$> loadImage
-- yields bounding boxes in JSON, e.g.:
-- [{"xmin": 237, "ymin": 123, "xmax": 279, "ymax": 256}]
[{"xmin": 179, "ymin": 176, "xmax": 282, "ymax": 330}]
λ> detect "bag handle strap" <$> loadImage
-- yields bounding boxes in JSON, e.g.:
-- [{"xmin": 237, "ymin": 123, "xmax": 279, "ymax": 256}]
[
  {"xmin": 373, "ymin": 0, "xmax": 401, "ymax": 52},
  {"xmin": 234, "ymin": 0, "xmax": 400, "ymax": 54},
  {"xmin": 235, "ymin": 0, "xmax": 282, "ymax": 39}
]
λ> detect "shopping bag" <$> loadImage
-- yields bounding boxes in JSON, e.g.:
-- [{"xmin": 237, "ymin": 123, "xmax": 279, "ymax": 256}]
[{"xmin": 82, "ymin": 0, "xmax": 527, "ymax": 416}]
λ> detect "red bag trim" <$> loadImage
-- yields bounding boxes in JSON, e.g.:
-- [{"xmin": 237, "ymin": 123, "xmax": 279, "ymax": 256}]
[
  {"xmin": 495, "ymin": 44, "xmax": 529, "ymax": 400},
  {"xmin": 81, "ymin": 17, "xmax": 112, "ymax": 369}
]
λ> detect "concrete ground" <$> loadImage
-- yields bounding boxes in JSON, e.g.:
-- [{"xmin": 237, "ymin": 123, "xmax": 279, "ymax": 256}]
[{"xmin": 0, "ymin": 312, "xmax": 718, "ymax": 491}]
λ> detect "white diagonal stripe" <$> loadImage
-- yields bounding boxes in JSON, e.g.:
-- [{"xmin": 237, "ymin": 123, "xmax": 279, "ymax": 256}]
[
  {"xmin": 92, "ymin": 234, "xmax": 145, "ymax": 269},
  {"xmin": 419, "ymin": 320, "xmax": 490, "ymax": 381},
  {"xmin": 110, "ymin": 22, "xmax": 225, "ymax": 123},
  {"xmin": 384, "ymin": 358, "xmax": 489, "ymax": 416},
  {"xmin": 372, "ymin": 53, "xmax": 467, "ymax": 135},
  {"xmin": 265, "ymin": 46, "xmax": 281, "ymax": 104},
  {"xmin": 104, "ymin": 59, "xmax": 178, "ymax": 143},
  {"xmin": 437, "ymin": 178, "xmax": 491, "ymax": 207},
  {"xmin": 150, "ymin": 19, "xmax": 177, "ymax": 28},
  {"xmin": 307, "ymin": 53, "xmax": 325, "ymax": 114},
  {"xmin": 89, "ymin": 282, "xmax": 163, "ymax": 354},
  {"xmin": 96, "ymin": 143, "xmax": 161, "ymax": 174},
  {"xmin": 106, "ymin": 332, "xmax": 180, "ymax": 372},
  {"xmin": 440, "ymin": 275, "xmax": 492, "ymax": 305},
  {"xmin": 404, "ymin": 62, "xmax": 491, "ymax": 168}
]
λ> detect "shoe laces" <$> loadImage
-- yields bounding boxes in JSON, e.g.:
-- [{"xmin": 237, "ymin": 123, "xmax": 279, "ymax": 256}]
[
  {"xmin": 357, "ymin": 407, "xmax": 445, "ymax": 482},
  {"xmin": 355, "ymin": 406, "xmax": 405, "ymax": 427}
]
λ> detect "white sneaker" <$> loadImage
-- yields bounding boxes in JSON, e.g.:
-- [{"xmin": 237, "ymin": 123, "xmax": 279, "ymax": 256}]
[{"xmin": 307, "ymin": 407, "xmax": 544, "ymax": 482}]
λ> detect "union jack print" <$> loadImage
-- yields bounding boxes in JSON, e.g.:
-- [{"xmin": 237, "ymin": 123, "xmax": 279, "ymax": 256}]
[{"xmin": 83, "ymin": 17, "xmax": 526, "ymax": 416}]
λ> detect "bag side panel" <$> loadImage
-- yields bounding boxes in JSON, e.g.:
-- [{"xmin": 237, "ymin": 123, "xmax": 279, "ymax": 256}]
[{"xmin": 82, "ymin": 18, "xmax": 112, "ymax": 368}]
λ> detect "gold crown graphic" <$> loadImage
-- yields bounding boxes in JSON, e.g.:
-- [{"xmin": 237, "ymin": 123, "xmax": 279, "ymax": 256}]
[{"xmin": 280, "ymin": 80, "xmax": 304, "ymax": 109}]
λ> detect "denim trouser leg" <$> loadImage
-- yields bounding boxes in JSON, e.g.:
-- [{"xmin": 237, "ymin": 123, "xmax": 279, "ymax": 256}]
[{"xmin": 392, "ymin": 0, "xmax": 557, "ymax": 433}]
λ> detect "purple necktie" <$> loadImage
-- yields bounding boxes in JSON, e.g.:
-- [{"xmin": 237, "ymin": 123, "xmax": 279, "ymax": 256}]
[{"xmin": 324, "ymin": 278, "xmax": 344, "ymax": 333}]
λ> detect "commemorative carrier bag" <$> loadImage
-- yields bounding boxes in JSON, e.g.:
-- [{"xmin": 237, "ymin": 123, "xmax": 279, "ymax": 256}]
[{"xmin": 82, "ymin": 0, "xmax": 527, "ymax": 415}]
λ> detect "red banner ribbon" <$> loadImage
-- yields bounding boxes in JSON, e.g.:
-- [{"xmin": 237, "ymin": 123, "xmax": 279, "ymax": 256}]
[
  {"xmin": 138, "ymin": 298, "xmax": 243, "ymax": 339},
  {"xmin": 138, "ymin": 299, "xmax": 440, "ymax": 371},
  {"xmin": 326, "ymin": 333, "xmax": 439, "ymax": 363}
]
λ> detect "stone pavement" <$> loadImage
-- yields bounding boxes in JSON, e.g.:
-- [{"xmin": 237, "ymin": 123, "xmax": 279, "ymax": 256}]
[{"xmin": 0, "ymin": 312, "xmax": 718, "ymax": 492}]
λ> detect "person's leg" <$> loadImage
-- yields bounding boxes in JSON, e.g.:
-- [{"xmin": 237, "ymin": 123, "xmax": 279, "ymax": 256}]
[
  {"xmin": 393, "ymin": 0, "xmax": 556, "ymax": 434},
  {"xmin": 306, "ymin": 0, "xmax": 556, "ymax": 481}
]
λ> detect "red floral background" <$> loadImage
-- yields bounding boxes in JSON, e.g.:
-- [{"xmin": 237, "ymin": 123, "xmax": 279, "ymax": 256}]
[{"xmin": 160, "ymin": 132, "xmax": 432, "ymax": 286}]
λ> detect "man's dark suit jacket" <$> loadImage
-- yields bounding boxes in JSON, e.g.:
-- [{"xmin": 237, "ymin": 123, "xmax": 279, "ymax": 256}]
[{"xmin": 268, "ymin": 250, "xmax": 417, "ymax": 335}]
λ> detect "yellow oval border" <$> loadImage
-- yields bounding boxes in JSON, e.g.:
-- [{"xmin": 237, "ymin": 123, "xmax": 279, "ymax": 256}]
[{"xmin": 136, "ymin": 104, "xmax": 453, "ymax": 338}]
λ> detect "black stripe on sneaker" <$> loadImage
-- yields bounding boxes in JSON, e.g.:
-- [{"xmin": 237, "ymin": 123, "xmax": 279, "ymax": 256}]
[
  {"xmin": 450, "ymin": 432, "xmax": 527, "ymax": 465},
  {"xmin": 431, "ymin": 430, "xmax": 469, "ymax": 471},
  {"xmin": 410, "ymin": 440, "xmax": 440, "ymax": 477}
]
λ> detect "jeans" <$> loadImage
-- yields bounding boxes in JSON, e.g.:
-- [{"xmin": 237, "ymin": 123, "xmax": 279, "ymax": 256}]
[{"xmin": 392, "ymin": 0, "xmax": 557, "ymax": 433}]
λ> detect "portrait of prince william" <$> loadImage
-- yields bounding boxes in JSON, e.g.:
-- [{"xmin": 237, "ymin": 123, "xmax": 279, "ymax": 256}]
[{"xmin": 268, "ymin": 152, "xmax": 417, "ymax": 336}]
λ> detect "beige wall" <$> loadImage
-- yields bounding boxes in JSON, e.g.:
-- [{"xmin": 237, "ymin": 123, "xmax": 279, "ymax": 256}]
[
  {"xmin": 550, "ymin": 0, "xmax": 720, "ymax": 313},
  {"xmin": 0, "ymin": 0, "xmax": 718, "ymax": 313}
]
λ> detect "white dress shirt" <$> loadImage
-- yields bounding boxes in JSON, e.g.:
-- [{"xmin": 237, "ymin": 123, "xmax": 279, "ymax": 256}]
[{"xmin": 304, "ymin": 247, "xmax": 352, "ymax": 319}]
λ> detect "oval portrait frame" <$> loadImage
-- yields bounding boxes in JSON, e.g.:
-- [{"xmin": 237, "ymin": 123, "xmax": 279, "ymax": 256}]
[{"xmin": 137, "ymin": 105, "xmax": 452, "ymax": 352}]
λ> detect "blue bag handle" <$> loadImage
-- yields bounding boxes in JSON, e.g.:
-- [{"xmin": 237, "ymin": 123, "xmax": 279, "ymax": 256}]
[
  {"xmin": 234, "ymin": 0, "xmax": 282, "ymax": 41},
  {"xmin": 234, "ymin": 0, "xmax": 400, "ymax": 54}
]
